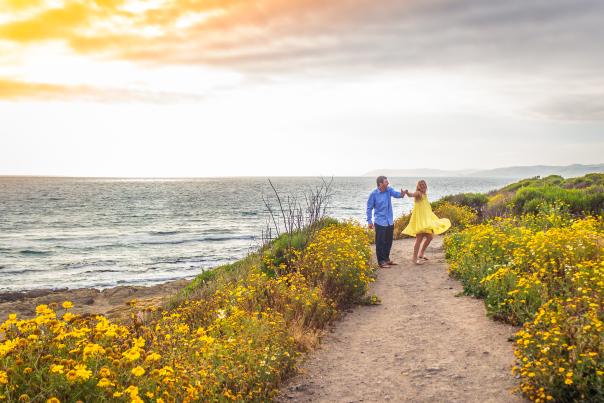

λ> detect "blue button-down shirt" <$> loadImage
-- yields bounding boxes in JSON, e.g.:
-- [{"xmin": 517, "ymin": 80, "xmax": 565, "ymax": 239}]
[{"xmin": 366, "ymin": 186, "xmax": 402, "ymax": 226}]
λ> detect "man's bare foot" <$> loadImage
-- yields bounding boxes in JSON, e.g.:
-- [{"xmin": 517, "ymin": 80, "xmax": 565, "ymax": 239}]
[
  {"xmin": 414, "ymin": 259, "xmax": 424, "ymax": 265},
  {"xmin": 379, "ymin": 263, "xmax": 391, "ymax": 268},
  {"xmin": 386, "ymin": 260, "xmax": 398, "ymax": 266}
]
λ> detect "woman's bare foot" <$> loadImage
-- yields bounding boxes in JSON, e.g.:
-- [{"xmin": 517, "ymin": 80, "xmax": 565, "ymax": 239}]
[
  {"xmin": 419, "ymin": 256, "xmax": 429, "ymax": 260},
  {"xmin": 414, "ymin": 259, "xmax": 424, "ymax": 265}
]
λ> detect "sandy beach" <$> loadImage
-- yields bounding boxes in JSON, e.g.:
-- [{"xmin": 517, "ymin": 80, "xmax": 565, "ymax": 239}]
[{"xmin": 0, "ymin": 279, "xmax": 190, "ymax": 322}]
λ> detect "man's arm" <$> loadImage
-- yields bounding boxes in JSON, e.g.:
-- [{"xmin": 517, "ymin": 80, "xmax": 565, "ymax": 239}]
[
  {"xmin": 366, "ymin": 193, "xmax": 375, "ymax": 228},
  {"xmin": 388, "ymin": 186, "xmax": 403, "ymax": 198}
]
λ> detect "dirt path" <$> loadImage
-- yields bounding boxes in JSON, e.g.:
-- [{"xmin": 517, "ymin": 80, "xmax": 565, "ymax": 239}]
[{"xmin": 278, "ymin": 237, "xmax": 527, "ymax": 402}]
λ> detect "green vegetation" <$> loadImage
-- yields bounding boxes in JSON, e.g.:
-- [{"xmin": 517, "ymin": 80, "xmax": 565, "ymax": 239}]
[
  {"xmin": 485, "ymin": 174, "xmax": 604, "ymax": 217},
  {"xmin": 437, "ymin": 192, "xmax": 489, "ymax": 215},
  {"xmin": 442, "ymin": 173, "xmax": 604, "ymax": 402}
]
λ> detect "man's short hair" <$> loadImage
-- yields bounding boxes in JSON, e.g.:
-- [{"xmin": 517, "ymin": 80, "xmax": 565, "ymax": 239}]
[{"xmin": 376, "ymin": 176, "xmax": 387, "ymax": 186}]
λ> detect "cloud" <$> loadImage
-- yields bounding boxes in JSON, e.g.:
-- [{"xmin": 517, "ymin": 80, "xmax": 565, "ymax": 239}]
[
  {"xmin": 0, "ymin": 0, "xmax": 603, "ymax": 120},
  {"xmin": 535, "ymin": 94, "xmax": 604, "ymax": 121},
  {"xmin": 3, "ymin": 0, "xmax": 601, "ymax": 72},
  {"xmin": 0, "ymin": 77, "xmax": 204, "ymax": 102},
  {"xmin": 0, "ymin": 2, "xmax": 92, "ymax": 42}
]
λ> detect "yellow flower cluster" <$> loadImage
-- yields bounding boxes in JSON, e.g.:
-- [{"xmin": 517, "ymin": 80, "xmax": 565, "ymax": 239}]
[
  {"xmin": 299, "ymin": 222, "xmax": 374, "ymax": 306},
  {"xmin": 0, "ymin": 222, "xmax": 372, "ymax": 402},
  {"xmin": 445, "ymin": 215, "xmax": 603, "ymax": 402}
]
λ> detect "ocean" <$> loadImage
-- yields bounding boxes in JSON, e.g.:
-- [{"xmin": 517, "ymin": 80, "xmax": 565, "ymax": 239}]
[{"xmin": 0, "ymin": 176, "xmax": 515, "ymax": 291}]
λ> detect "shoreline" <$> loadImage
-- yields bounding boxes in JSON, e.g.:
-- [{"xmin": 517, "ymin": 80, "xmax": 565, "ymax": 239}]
[{"xmin": 0, "ymin": 278, "xmax": 190, "ymax": 322}]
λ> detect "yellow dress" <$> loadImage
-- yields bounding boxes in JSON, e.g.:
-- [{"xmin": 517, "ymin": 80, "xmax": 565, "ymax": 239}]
[{"xmin": 402, "ymin": 195, "xmax": 451, "ymax": 236}]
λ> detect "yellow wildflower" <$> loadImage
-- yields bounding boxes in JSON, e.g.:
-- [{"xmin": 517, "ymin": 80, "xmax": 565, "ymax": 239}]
[
  {"xmin": 74, "ymin": 364, "xmax": 92, "ymax": 381},
  {"xmin": 97, "ymin": 378, "xmax": 114, "ymax": 388},
  {"xmin": 131, "ymin": 366, "xmax": 146, "ymax": 377}
]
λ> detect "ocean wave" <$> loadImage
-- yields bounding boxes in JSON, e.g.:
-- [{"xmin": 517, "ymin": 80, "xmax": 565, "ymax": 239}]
[
  {"xmin": 19, "ymin": 249, "xmax": 51, "ymax": 256},
  {"xmin": 81, "ymin": 268, "xmax": 123, "ymax": 274},
  {"xmin": 148, "ymin": 256, "xmax": 210, "ymax": 265},
  {"xmin": 148, "ymin": 230, "xmax": 181, "ymax": 236},
  {"xmin": 140, "ymin": 234, "xmax": 254, "ymax": 245},
  {"xmin": 0, "ymin": 267, "xmax": 50, "ymax": 274},
  {"xmin": 64, "ymin": 260, "xmax": 117, "ymax": 269},
  {"xmin": 241, "ymin": 211, "xmax": 258, "ymax": 216}
]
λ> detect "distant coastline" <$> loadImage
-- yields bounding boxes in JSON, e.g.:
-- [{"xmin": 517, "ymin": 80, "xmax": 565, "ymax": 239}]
[{"xmin": 364, "ymin": 163, "xmax": 604, "ymax": 178}]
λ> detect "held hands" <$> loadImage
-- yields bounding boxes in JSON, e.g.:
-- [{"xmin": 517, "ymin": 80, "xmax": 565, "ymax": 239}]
[{"xmin": 368, "ymin": 223, "xmax": 374, "ymax": 230}]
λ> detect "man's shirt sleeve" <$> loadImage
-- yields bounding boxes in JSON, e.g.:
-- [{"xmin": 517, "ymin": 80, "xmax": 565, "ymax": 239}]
[
  {"xmin": 366, "ymin": 192, "xmax": 375, "ymax": 224},
  {"xmin": 389, "ymin": 187, "xmax": 402, "ymax": 198}
]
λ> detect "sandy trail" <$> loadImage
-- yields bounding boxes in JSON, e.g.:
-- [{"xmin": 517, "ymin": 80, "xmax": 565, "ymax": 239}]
[{"xmin": 278, "ymin": 237, "xmax": 527, "ymax": 402}]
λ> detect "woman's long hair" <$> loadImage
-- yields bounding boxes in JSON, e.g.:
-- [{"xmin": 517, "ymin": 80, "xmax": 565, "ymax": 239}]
[{"xmin": 415, "ymin": 180, "xmax": 427, "ymax": 201}]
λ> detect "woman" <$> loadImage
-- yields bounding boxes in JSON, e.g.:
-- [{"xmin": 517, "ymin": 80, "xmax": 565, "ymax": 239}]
[{"xmin": 403, "ymin": 180, "xmax": 451, "ymax": 264}]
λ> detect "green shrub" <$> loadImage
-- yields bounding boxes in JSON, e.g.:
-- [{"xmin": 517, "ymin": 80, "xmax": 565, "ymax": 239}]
[
  {"xmin": 484, "ymin": 193, "xmax": 513, "ymax": 218},
  {"xmin": 512, "ymin": 186, "xmax": 603, "ymax": 215},
  {"xmin": 438, "ymin": 192, "xmax": 489, "ymax": 214},
  {"xmin": 563, "ymin": 173, "xmax": 604, "ymax": 189},
  {"xmin": 433, "ymin": 201, "xmax": 478, "ymax": 231}
]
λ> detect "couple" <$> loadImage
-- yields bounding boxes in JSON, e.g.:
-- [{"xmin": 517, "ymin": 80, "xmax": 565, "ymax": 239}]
[{"xmin": 366, "ymin": 176, "xmax": 451, "ymax": 267}]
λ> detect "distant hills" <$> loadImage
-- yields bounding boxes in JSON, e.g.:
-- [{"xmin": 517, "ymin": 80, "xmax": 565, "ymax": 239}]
[{"xmin": 363, "ymin": 164, "xmax": 604, "ymax": 178}]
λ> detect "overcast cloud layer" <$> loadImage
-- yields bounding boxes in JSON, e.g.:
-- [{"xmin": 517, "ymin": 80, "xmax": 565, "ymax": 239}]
[{"xmin": 0, "ymin": 0, "xmax": 603, "ymax": 120}]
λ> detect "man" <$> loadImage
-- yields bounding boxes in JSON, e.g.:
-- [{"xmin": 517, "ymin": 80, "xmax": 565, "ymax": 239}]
[{"xmin": 367, "ymin": 176, "xmax": 406, "ymax": 268}]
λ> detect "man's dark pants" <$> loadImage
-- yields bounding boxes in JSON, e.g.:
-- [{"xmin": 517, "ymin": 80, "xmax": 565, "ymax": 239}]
[{"xmin": 374, "ymin": 223, "xmax": 394, "ymax": 264}]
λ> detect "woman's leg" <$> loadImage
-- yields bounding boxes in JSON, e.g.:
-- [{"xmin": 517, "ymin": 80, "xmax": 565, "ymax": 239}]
[
  {"xmin": 413, "ymin": 233, "xmax": 424, "ymax": 263},
  {"xmin": 419, "ymin": 233, "xmax": 434, "ymax": 258}
]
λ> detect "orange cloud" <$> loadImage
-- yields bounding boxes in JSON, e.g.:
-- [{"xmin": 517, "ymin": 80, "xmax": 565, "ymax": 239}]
[
  {"xmin": 0, "ymin": 76, "xmax": 207, "ymax": 101},
  {"xmin": 0, "ymin": 2, "xmax": 91, "ymax": 42},
  {"xmin": 0, "ymin": 77, "xmax": 80, "ymax": 98},
  {"xmin": 1, "ymin": 0, "xmax": 45, "ymax": 11},
  {"xmin": 0, "ymin": 0, "xmax": 342, "ymax": 57}
]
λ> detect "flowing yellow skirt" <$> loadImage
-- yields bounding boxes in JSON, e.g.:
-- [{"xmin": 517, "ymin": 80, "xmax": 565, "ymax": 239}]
[{"xmin": 402, "ymin": 197, "xmax": 451, "ymax": 237}]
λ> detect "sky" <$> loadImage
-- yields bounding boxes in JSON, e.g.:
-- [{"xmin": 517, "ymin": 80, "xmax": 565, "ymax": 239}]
[{"xmin": 0, "ymin": 0, "xmax": 603, "ymax": 177}]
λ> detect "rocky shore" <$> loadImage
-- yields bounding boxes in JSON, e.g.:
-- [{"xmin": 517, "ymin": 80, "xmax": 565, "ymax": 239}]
[{"xmin": 0, "ymin": 279, "xmax": 190, "ymax": 322}]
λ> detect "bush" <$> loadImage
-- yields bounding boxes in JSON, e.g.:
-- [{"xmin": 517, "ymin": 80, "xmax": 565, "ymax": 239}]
[
  {"xmin": 500, "ymin": 175, "xmax": 565, "ymax": 193},
  {"xmin": 514, "ymin": 260, "xmax": 604, "ymax": 402},
  {"xmin": 512, "ymin": 186, "xmax": 604, "ymax": 215},
  {"xmin": 298, "ymin": 222, "xmax": 374, "ymax": 308},
  {"xmin": 261, "ymin": 230, "xmax": 308, "ymax": 276},
  {"xmin": 484, "ymin": 193, "xmax": 513, "ymax": 218},
  {"xmin": 433, "ymin": 201, "xmax": 478, "ymax": 231},
  {"xmin": 438, "ymin": 193, "xmax": 489, "ymax": 214},
  {"xmin": 563, "ymin": 173, "xmax": 604, "ymax": 189},
  {"xmin": 444, "ymin": 218, "xmax": 525, "ymax": 297},
  {"xmin": 479, "ymin": 219, "xmax": 601, "ymax": 325}
]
